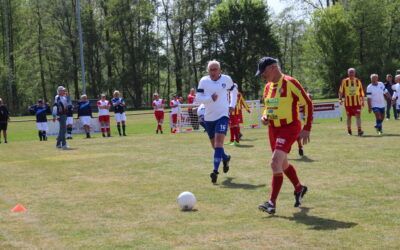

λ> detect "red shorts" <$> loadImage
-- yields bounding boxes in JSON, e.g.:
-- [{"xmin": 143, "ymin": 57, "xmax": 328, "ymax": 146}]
[
  {"xmin": 345, "ymin": 106, "xmax": 361, "ymax": 116},
  {"xmin": 268, "ymin": 120, "xmax": 302, "ymax": 153},
  {"xmin": 237, "ymin": 113, "xmax": 244, "ymax": 124},
  {"xmin": 154, "ymin": 111, "xmax": 164, "ymax": 121},
  {"xmin": 229, "ymin": 114, "xmax": 239, "ymax": 126},
  {"xmin": 98, "ymin": 115, "xmax": 110, "ymax": 123},
  {"xmin": 171, "ymin": 113, "xmax": 177, "ymax": 124}
]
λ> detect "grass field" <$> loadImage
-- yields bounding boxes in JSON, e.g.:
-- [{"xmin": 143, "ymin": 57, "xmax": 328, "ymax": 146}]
[{"xmin": 0, "ymin": 108, "xmax": 399, "ymax": 249}]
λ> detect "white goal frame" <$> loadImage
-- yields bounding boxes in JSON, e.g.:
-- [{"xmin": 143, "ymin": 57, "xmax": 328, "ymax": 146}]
[{"xmin": 176, "ymin": 100, "xmax": 261, "ymax": 133}]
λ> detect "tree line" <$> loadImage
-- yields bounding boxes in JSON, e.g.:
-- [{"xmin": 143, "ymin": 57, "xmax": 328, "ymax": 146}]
[{"xmin": 1, "ymin": 0, "xmax": 399, "ymax": 114}]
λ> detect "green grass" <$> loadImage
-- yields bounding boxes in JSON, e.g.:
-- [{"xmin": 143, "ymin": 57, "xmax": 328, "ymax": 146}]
[{"xmin": 0, "ymin": 108, "xmax": 399, "ymax": 249}]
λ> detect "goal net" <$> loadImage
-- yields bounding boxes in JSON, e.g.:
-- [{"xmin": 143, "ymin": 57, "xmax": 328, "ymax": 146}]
[{"xmin": 176, "ymin": 100, "xmax": 261, "ymax": 133}]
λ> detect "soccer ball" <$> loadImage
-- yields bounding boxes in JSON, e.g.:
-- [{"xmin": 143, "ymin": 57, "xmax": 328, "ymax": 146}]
[{"xmin": 177, "ymin": 191, "xmax": 196, "ymax": 211}]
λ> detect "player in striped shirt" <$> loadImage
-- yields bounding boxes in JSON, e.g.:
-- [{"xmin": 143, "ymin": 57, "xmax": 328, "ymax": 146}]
[
  {"xmin": 339, "ymin": 68, "xmax": 365, "ymax": 136},
  {"xmin": 255, "ymin": 57, "xmax": 312, "ymax": 214},
  {"xmin": 228, "ymin": 86, "xmax": 251, "ymax": 145}
]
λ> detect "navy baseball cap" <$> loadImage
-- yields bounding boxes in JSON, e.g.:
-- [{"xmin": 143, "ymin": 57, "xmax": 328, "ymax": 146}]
[{"xmin": 255, "ymin": 57, "xmax": 278, "ymax": 76}]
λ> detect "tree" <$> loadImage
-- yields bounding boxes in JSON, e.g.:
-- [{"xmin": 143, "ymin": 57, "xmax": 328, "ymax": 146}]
[
  {"xmin": 301, "ymin": 4, "xmax": 356, "ymax": 96},
  {"xmin": 204, "ymin": 0, "xmax": 280, "ymax": 98}
]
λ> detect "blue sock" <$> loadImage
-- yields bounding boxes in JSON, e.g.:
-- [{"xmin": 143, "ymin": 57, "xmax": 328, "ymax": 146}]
[
  {"xmin": 375, "ymin": 119, "xmax": 379, "ymax": 128},
  {"xmin": 221, "ymin": 147, "xmax": 229, "ymax": 161},
  {"xmin": 214, "ymin": 147, "xmax": 223, "ymax": 172}
]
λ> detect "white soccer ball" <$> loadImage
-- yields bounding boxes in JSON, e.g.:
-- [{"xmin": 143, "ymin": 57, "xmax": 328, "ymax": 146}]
[{"xmin": 177, "ymin": 191, "xmax": 196, "ymax": 211}]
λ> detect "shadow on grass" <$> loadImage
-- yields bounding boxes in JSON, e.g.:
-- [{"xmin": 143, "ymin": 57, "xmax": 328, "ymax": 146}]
[
  {"xmin": 234, "ymin": 144, "xmax": 254, "ymax": 148},
  {"xmin": 221, "ymin": 177, "xmax": 265, "ymax": 190},
  {"xmin": 181, "ymin": 209, "xmax": 198, "ymax": 213},
  {"xmin": 266, "ymin": 207, "xmax": 357, "ymax": 230},
  {"xmin": 360, "ymin": 133, "xmax": 400, "ymax": 138},
  {"xmin": 239, "ymin": 138, "xmax": 258, "ymax": 142},
  {"xmin": 290, "ymin": 156, "xmax": 316, "ymax": 162}
]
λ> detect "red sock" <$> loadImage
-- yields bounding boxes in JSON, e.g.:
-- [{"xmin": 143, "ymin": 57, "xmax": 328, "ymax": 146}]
[
  {"xmin": 159, "ymin": 125, "xmax": 163, "ymax": 131},
  {"xmin": 237, "ymin": 126, "xmax": 241, "ymax": 135},
  {"xmin": 270, "ymin": 173, "xmax": 283, "ymax": 205},
  {"xmin": 101, "ymin": 128, "xmax": 105, "ymax": 133},
  {"xmin": 230, "ymin": 127, "xmax": 234, "ymax": 142},
  {"xmin": 234, "ymin": 127, "xmax": 240, "ymax": 142},
  {"xmin": 284, "ymin": 164, "xmax": 302, "ymax": 192},
  {"xmin": 106, "ymin": 127, "xmax": 110, "ymax": 132}
]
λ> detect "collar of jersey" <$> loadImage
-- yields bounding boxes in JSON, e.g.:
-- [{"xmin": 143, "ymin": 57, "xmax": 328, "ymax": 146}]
[
  {"xmin": 211, "ymin": 74, "xmax": 222, "ymax": 82},
  {"xmin": 270, "ymin": 74, "xmax": 284, "ymax": 88}
]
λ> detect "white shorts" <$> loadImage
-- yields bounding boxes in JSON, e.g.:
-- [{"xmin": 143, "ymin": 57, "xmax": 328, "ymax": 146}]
[
  {"xmin": 36, "ymin": 122, "xmax": 48, "ymax": 131},
  {"xmin": 66, "ymin": 117, "xmax": 74, "ymax": 125},
  {"xmin": 115, "ymin": 113, "xmax": 126, "ymax": 123},
  {"xmin": 80, "ymin": 116, "xmax": 91, "ymax": 126}
]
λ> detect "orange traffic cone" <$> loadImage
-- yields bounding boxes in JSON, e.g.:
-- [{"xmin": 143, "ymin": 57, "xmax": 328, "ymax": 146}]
[{"xmin": 11, "ymin": 204, "xmax": 27, "ymax": 213}]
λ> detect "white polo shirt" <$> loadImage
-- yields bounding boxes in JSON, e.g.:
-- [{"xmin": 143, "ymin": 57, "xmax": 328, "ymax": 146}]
[
  {"xmin": 195, "ymin": 74, "xmax": 237, "ymax": 122},
  {"xmin": 366, "ymin": 82, "xmax": 387, "ymax": 108}
]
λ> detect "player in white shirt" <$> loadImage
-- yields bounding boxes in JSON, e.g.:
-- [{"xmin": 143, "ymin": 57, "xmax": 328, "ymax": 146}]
[
  {"xmin": 366, "ymin": 74, "xmax": 391, "ymax": 134},
  {"xmin": 391, "ymin": 75, "xmax": 400, "ymax": 119},
  {"xmin": 195, "ymin": 60, "xmax": 237, "ymax": 183},
  {"xmin": 169, "ymin": 94, "xmax": 180, "ymax": 133},
  {"xmin": 97, "ymin": 94, "xmax": 111, "ymax": 137},
  {"xmin": 152, "ymin": 93, "xmax": 165, "ymax": 134}
]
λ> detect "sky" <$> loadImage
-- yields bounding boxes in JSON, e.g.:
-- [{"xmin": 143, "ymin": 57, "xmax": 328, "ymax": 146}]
[{"xmin": 266, "ymin": 0, "xmax": 287, "ymax": 14}]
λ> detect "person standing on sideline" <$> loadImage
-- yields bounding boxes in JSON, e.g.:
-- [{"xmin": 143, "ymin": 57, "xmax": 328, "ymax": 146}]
[
  {"xmin": 0, "ymin": 98, "xmax": 10, "ymax": 144},
  {"xmin": 366, "ymin": 74, "xmax": 391, "ymax": 135},
  {"xmin": 339, "ymin": 68, "xmax": 365, "ymax": 136},
  {"xmin": 112, "ymin": 90, "xmax": 127, "ymax": 136},
  {"xmin": 97, "ymin": 94, "xmax": 111, "ymax": 137},
  {"xmin": 391, "ymin": 75, "xmax": 400, "ymax": 117},
  {"xmin": 255, "ymin": 57, "xmax": 312, "ymax": 214},
  {"xmin": 169, "ymin": 94, "xmax": 180, "ymax": 133},
  {"xmin": 152, "ymin": 93, "xmax": 165, "ymax": 134},
  {"xmin": 52, "ymin": 86, "xmax": 70, "ymax": 149},
  {"xmin": 384, "ymin": 74, "xmax": 397, "ymax": 120},
  {"xmin": 77, "ymin": 94, "xmax": 93, "ymax": 138},
  {"xmin": 187, "ymin": 88, "xmax": 199, "ymax": 130},
  {"xmin": 195, "ymin": 60, "xmax": 237, "ymax": 184},
  {"xmin": 65, "ymin": 92, "xmax": 74, "ymax": 140},
  {"xmin": 29, "ymin": 99, "xmax": 50, "ymax": 141}
]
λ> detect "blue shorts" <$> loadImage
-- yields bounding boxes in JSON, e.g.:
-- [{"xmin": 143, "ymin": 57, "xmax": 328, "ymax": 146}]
[
  {"xmin": 372, "ymin": 107, "xmax": 385, "ymax": 114},
  {"xmin": 205, "ymin": 116, "xmax": 229, "ymax": 139}
]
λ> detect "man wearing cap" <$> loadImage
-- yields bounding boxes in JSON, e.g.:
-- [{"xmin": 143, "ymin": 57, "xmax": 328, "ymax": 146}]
[
  {"xmin": 338, "ymin": 68, "xmax": 365, "ymax": 136},
  {"xmin": 195, "ymin": 60, "xmax": 237, "ymax": 184},
  {"xmin": 52, "ymin": 86, "xmax": 71, "ymax": 149},
  {"xmin": 256, "ymin": 57, "xmax": 312, "ymax": 214}
]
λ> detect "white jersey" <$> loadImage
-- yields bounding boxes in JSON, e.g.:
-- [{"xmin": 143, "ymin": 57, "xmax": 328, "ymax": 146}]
[
  {"xmin": 366, "ymin": 82, "xmax": 387, "ymax": 108},
  {"xmin": 97, "ymin": 100, "xmax": 111, "ymax": 116},
  {"xmin": 170, "ymin": 99, "xmax": 180, "ymax": 114},
  {"xmin": 392, "ymin": 83, "xmax": 400, "ymax": 107},
  {"xmin": 152, "ymin": 99, "xmax": 164, "ymax": 111},
  {"xmin": 195, "ymin": 74, "xmax": 237, "ymax": 121}
]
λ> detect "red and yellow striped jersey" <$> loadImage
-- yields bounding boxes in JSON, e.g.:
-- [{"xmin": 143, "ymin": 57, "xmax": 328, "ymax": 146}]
[
  {"xmin": 230, "ymin": 92, "xmax": 250, "ymax": 116},
  {"xmin": 339, "ymin": 77, "xmax": 364, "ymax": 107},
  {"xmin": 263, "ymin": 75, "xmax": 313, "ymax": 131}
]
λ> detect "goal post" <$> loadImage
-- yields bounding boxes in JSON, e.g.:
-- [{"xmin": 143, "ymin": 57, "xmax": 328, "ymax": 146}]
[{"xmin": 176, "ymin": 100, "xmax": 261, "ymax": 133}]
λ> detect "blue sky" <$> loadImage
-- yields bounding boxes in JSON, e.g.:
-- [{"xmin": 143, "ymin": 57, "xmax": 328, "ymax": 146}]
[{"xmin": 267, "ymin": 0, "xmax": 287, "ymax": 14}]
